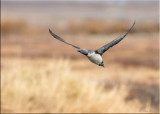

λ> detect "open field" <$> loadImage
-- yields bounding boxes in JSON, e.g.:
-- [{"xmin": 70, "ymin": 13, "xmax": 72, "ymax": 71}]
[
  {"xmin": 1, "ymin": 32, "xmax": 159, "ymax": 113},
  {"xmin": 1, "ymin": 56, "xmax": 159, "ymax": 113},
  {"xmin": 1, "ymin": 1, "xmax": 159, "ymax": 113}
]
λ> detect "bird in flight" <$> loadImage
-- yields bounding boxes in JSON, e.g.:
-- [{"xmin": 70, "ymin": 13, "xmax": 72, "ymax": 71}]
[{"xmin": 49, "ymin": 21, "xmax": 135, "ymax": 67}]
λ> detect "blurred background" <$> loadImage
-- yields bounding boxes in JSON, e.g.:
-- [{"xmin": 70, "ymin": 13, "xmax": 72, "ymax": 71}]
[{"xmin": 1, "ymin": 0, "xmax": 159, "ymax": 113}]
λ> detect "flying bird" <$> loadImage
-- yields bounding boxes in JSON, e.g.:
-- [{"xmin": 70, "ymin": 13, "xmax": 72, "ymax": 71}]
[{"xmin": 49, "ymin": 21, "xmax": 135, "ymax": 67}]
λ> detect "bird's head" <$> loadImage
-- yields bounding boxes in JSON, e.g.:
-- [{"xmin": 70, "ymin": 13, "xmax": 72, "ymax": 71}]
[{"xmin": 77, "ymin": 48, "xmax": 88, "ymax": 55}]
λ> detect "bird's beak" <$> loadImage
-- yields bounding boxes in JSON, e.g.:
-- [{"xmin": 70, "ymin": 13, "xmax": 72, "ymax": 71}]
[{"xmin": 77, "ymin": 49, "xmax": 80, "ymax": 52}]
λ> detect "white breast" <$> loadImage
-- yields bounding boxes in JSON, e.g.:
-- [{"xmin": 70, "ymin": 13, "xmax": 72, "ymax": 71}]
[{"xmin": 87, "ymin": 53, "xmax": 102, "ymax": 65}]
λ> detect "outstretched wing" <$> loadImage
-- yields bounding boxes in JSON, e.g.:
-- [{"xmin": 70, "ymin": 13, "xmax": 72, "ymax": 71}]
[
  {"xmin": 49, "ymin": 29, "xmax": 80, "ymax": 49},
  {"xmin": 96, "ymin": 21, "xmax": 135, "ymax": 55}
]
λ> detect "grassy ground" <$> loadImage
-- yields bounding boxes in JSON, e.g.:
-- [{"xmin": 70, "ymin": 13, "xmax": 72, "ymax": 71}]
[
  {"xmin": 0, "ymin": 58, "xmax": 147, "ymax": 113},
  {"xmin": 1, "ymin": 32, "xmax": 159, "ymax": 113}
]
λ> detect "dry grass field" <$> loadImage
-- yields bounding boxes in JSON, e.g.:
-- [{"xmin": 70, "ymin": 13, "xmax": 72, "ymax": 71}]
[
  {"xmin": 1, "ymin": 32, "xmax": 159, "ymax": 113},
  {"xmin": 1, "ymin": 1, "xmax": 159, "ymax": 113}
]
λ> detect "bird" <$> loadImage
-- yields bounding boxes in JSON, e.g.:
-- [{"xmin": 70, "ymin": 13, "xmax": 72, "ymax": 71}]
[{"xmin": 49, "ymin": 21, "xmax": 135, "ymax": 67}]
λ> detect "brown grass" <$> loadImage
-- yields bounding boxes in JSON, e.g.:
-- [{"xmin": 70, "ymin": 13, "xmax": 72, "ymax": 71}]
[
  {"xmin": 1, "ymin": 19, "xmax": 159, "ymax": 36},
  {"xmin": 1, "ymin": 58, "xmax": 146, "ymax": 113},
  {"xmin": 1, "ymin": 18, "xmax": 159, "ymax": 113}
]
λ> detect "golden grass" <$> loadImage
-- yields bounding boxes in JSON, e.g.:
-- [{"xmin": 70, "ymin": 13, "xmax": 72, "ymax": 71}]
[
  {"xmin": 1, "ymin": 58, "xmax": 158, "ymax": 113},
  {"xmin": 1, "ymin": 18, "xmax": 159, "ymax": 113}
]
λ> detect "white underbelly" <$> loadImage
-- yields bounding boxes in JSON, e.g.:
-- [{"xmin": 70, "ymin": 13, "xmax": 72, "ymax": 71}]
[{"xmin": 87, "ymin": 53, "xmax": 102, "ymax": 65}]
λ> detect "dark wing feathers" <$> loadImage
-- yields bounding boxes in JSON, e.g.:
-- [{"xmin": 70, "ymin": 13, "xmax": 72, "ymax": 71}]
[
  {"xmin": 96, "ymin": 21, "xmax": 135, "ymax": 55},
  {"xmin": 49, "ymin": 29, "xmax": 80, "ymax": 49}
]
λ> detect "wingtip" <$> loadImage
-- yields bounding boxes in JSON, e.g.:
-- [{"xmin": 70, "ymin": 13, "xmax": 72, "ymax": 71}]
[
  {"xmin": 133, "ymin": 20, "xmax": 136, "ymax": 25},
  {"xmin": 49, "ymin": 28, "xmax": 51, "ymax": 32},
  {"xmin": 49, "ymin": 28, "xmax": 53, "ymax": 35},
  {"xmin": 129, "ymin": 20, "xmax": 136, "ymax": 31}
]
